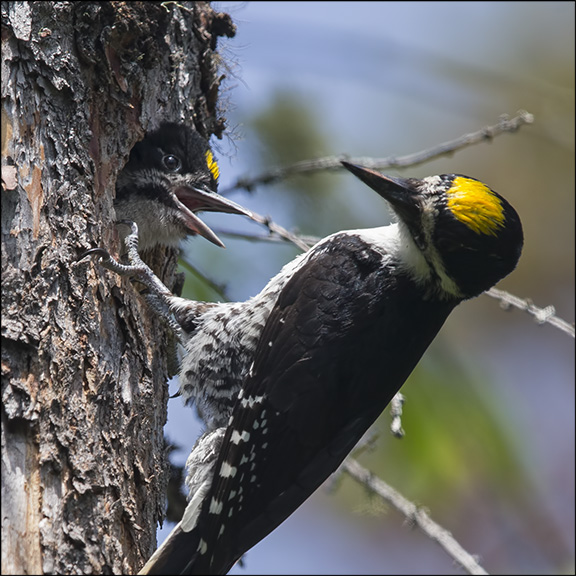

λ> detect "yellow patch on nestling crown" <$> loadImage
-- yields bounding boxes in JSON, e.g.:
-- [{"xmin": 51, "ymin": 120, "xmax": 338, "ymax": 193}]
[
  {"xmin": 205, "ymin": 150, "xmax": 220, "ymax": 181},
  {"xmin": 446, "ymin": 176, "xmax": 505, "ymax": 236}
]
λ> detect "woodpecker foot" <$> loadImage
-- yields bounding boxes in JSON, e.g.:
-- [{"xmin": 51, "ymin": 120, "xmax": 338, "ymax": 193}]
[
  {"xmin": 80, "ymin": 221, "xmax": 173, "ymax": 296},
  {"xmin": 80, "ymin": 222, "xmax": 183, "ymax": 339},
  {"xmin": 79, "ymin": 247, "xmax": 141, "ymax": 277}
]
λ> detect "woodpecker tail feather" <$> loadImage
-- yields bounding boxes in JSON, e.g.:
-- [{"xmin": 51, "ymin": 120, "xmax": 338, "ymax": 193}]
[
  {"xmin": 139, "ymin": 428, "xmax": 226, "ymax": 575},
  {"xmin": 138, "ymin": 522, "xmax": 199, "ymax": 575}
]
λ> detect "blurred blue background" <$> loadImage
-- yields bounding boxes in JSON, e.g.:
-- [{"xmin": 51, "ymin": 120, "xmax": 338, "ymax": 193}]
[{"xmin": 160, "ymin": 2, "xmax": 574, "ymax": 574}]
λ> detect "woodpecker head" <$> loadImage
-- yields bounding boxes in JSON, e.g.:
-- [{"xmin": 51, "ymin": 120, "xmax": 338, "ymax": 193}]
[
  {"xmin": 115, "ymin": 123, "xmax": 251, "ymax": 250},
  {"xmin": 341, "ymin": 162, "xmax": 523, "ymax": 299}
]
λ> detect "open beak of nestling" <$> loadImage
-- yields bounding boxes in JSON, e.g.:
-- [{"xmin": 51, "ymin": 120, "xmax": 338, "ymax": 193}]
[{"xmin": 173, "ymin": 186, "xmax": 253, "ymax": 248}]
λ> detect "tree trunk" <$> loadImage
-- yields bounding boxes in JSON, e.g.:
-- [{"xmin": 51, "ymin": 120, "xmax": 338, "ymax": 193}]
[{"xmin": 1, "ymin": 2, "xmax": 235, "ymax": 573}]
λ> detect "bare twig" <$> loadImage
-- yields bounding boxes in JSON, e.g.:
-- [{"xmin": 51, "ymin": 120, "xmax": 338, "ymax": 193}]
[
  {"xmin": 486, "ymin": 288, "xmax": 575, "ymax": 338},
  {"xmin": 218, "ymin": 112, "xmax": 537, "ymax": 254},
  {"xmin": 208, "ymin": 228, "xmax": 320, "ymax": 247},
  {"xmin": 340, "ymin": 458, "xmax": 489, "ymax": 576},
  {"xmin": 222, "ymin": 111, "xmax": 534, "ymax": 194},
  {"xmin": 240, "ymin": 212, "xmax": 313, "ymax": 252}
]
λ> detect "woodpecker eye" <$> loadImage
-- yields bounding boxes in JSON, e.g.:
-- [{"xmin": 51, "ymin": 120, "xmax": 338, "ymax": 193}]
[{"xmin": 162, "ymin": 154, "xmax": 182, "ymax": 172}]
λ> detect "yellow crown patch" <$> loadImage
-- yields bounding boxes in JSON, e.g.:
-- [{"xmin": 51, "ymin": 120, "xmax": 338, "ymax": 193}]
[
  {"xmin": 446, "ymin": 177, "xmax": 505, "ymax": 237},
  {"xmin": 205, "ymin": 150, "xmax": 220, "ymax": 181}
]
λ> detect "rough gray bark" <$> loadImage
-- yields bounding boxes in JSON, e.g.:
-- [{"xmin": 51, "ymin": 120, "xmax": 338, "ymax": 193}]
[{"xmin": 1, "ymin": 2, "xmax": 235, "ymax": 573}]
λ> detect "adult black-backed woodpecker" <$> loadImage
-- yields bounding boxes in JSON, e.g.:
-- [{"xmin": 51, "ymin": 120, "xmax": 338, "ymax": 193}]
[
  {"xmin": 88, "ymin": 163, "xmax": 523, "ymax": 575},
  {"xmin": 114, "ymin": 123, "xmax": 251, "ymax": 250}
]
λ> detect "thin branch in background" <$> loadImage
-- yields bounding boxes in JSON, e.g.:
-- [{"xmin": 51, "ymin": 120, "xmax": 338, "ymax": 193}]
[
  {"xmin": 209, "ymin": 228, "xmax": 320, "ymax": 247},
  {"xmin": 215, "ymin": 110, "xmax": 537, "ymax": 255},
  {"xmin": 486, "ymin": 287, "xmax": 575, "ymax": 338},
  {"xmin": 222, "ymin": 111, "xmax": 534, "ymax": 194},
  {"xmin": 340, "ymin": 458, "xmax": 489, "ymax": 576},
  {"xmin": 240, "ymin": 212, "xmax": 313, "ymax": 252}
]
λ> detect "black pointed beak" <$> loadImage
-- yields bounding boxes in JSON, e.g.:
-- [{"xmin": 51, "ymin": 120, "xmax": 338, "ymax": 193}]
[
  {"xmin": 173, "ymin": 186, "xmax": 254, "ymax": 248},
  {"xmin": 341, "ymin": 162, "xmax": 421, "ymax": 225}
]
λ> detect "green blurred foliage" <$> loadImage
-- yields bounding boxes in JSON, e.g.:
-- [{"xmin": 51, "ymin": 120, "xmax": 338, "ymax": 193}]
[
  {"xmin": 357, "ymin": 352, "xmax": 528, "ymax": 504},
  {"xmin": 246, "ymin": 91, "xmax": 370, "ymax": 236}
]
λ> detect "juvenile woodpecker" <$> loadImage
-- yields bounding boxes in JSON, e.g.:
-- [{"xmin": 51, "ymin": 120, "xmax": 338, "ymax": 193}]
[
  {"xmin": 88, "ymin": 163, "xmax": 523, "ymax": 575},
  {"xmin": 114, "ymin": 122, "xmax": 251, "ymax": 250}
]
